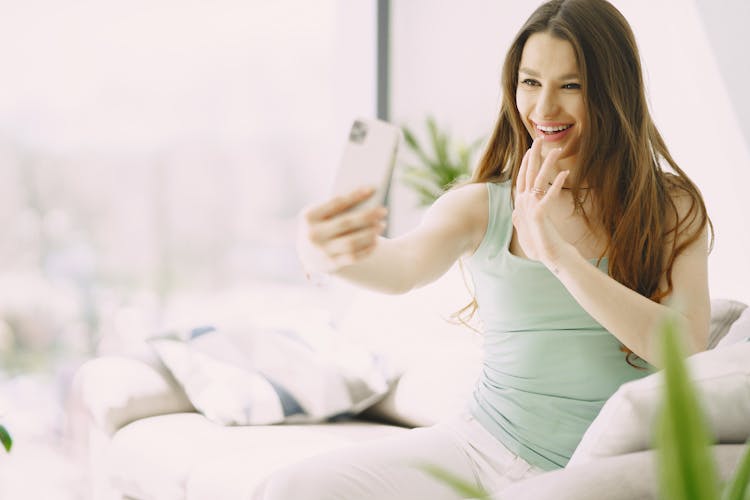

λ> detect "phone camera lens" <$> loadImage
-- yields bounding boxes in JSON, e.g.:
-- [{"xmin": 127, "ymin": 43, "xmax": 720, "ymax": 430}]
[{"xmin": 349, "ymin": 120, "xmax": 368, "ymax": 143}]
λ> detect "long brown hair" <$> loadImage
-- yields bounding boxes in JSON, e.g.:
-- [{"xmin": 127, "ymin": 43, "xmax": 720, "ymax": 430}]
[{"xmin": 463, "ymin": 0, "xmax": 713, "ymax": 362}]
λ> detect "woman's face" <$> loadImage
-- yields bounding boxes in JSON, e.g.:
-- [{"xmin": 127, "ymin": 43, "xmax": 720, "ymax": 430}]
[{"xmin": 516, "ymin": 32, "xmax": 585, "ymax": 172}]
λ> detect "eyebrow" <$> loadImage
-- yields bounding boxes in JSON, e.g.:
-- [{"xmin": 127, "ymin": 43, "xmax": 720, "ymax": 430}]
[{"xmin": 519, "ymin": 67, "xmax": 580, "ymax": 80}]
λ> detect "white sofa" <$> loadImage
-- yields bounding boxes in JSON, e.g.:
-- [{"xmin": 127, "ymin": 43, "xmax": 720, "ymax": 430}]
[{"xmin": 70, "ymin": 268, "xmax": 750, "ymax": 500}]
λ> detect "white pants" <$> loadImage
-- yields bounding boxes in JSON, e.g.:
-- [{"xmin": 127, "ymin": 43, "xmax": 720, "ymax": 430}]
[{"xmin": 256, "ymin": 412, "xmax": 544, "ymax": 500}]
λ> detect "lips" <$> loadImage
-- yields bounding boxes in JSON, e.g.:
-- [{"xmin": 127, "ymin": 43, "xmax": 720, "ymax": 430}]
[{"xmin": 532, "ymin": 121, "xmax": 574, "ymax": 142}]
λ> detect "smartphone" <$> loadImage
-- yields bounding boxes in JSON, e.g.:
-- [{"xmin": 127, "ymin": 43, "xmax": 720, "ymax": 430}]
[{"xmin": 331, "ymin": 118, "xmax": 401, "ymax": 211}]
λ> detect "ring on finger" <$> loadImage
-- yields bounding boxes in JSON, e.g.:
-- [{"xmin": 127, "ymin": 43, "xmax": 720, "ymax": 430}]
[{"xmin": 531, "ymin": 186, "xmax": 547, "ymax": 197}]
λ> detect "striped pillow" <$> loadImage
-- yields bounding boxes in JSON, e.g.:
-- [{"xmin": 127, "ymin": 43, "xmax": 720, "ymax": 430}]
[{"xmin": 148, "ymin": 325, "xmax": 394, "ymax": 425}]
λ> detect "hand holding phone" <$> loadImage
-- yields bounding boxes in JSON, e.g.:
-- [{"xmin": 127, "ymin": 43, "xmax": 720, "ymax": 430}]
[
  {"xmin": 330, "ymin": 118, "xmax": 401, "ymax": 211},
  {"xmin": 297, "ymin": 118, "xmax": 399, "ymax": 274}
]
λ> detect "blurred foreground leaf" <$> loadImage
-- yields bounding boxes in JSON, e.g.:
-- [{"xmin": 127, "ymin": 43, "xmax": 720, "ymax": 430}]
[
  {"xmin": 0, "ymin": 424, "xmax": 12, "ymax": 452},
  {"xmin": 656, "ymin": 316, "xmax": 719, "ymax": 500},
  {"xmin": 417, "ymin": 463, "xmax": 487, "ymax": 499},
  {"xmin": 721, "ymin": 439, "xmax": 750, "ymax": 500}
]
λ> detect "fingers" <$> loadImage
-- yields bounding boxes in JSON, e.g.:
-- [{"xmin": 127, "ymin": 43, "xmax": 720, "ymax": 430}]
[
  {"xmin": 534, "ymin": 147, "xmax": 563, "ymax": 192},
  {"xmin": 305, "ymin": 186, "xmax": 376, "ymax": 222},
  {"xmin": 301, "ymin": 202, "xmax": 387, "ymax": 272},
  {"xmin": 309, "ymin": 205, "xmax": 387, "ymax": 243},
  {"xmin": 324, "ymin": 223, "xmax": 386, "ymax": 263},
  {"xmin": 540, "ymin": 169, "xmax": 570, "ymax": 206},
  {"xmin": 516, "ymin": 149, "xmax": 531, "ymax": 193},
  {"xmin": 298, "ymin": 187, "xmax": 388, "ymax": 274},
  {"xmin": 331, "ymin": 246, "xmax": 379, "ymax": 268},
  {"xmin": 525, "ymin": 137, "xmax": 543, "ymax": 193}
]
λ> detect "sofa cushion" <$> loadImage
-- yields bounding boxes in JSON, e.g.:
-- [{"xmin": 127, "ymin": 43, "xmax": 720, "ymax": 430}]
[
  {"xmin": 336, "ymin": 263, "xmax": 481, "ymax": 427},
  {"xmin": 71, "ymin": 356, "xmax": 194, "ymax": 435},
  {"xmin": 149, "ymin": 324, "xmax": 394, "ymax": 425},
  {"xmin": 717, "ymin": 302, "xmax": 750, "ymax": 348},
  {"xmin": 569, "ymin": 342, "xmax": 750, "ymax": 465},
  {"xmin": 363, "ymin": 337, "xmax": 481, "ymax": 427},
  {"xmin": 708, "ymin": 299, "xmax": 748, "ymax": 348},
  {"xmin": 106, "ymin": 413, "xmax": 406, "ymax": 500}
]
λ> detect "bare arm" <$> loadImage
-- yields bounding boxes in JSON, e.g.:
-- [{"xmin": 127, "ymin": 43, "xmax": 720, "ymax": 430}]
[
  {"xmin": 297, "ymin": 183, "xmax": 488, "ymax": 294},
  {"xmin": 514, "ymin": 140, "xmax": 710, "ymax": 365},
  {"xmin": 550, "ymin": 222, "xmax": 710, "ymax": 366}
]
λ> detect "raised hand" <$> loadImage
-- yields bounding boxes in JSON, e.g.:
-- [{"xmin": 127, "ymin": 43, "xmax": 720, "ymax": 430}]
[
  {"xmin": 296, "ymin": 187, "xmax": 388, "ymax": 274},
  {"xmin": 512, "ymin": 137, "xmax": 573, "ymax": 269}
]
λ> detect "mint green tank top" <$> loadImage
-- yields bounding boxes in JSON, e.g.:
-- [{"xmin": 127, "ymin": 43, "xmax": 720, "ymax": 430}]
[{"xmin": 466, "ymin": 181, "xmax": 650, "ymax": 471}]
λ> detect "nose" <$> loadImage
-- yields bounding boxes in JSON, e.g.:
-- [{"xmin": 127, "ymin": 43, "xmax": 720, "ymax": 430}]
[{"xmin": 535, "ymin": 87, "xmax": 559, "ymax": 118}]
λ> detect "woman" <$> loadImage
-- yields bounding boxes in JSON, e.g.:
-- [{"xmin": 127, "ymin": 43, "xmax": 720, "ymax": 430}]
[{"xmin": 261, "ymin": 0, "xmax": 711, "ymax": 497}]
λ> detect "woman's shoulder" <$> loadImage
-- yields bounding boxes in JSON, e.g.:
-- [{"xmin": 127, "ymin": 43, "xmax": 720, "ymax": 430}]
[
  {"xmin": 436, "ymin": 181, "xmax": 489, "ymax": 213},
  {"xmin": 422, "ymin": 182, "xmax": 489, "ymax": 231},
  {"xmin": 427, "ymin": 182, "xmax": 494, "ymax": 253},
  {"xmin": 436, "ymin": 180, "xmax": 514, "ymax": 221},
  {"xmin": 660, "ymin": 174, "xmax": 706, "ymax": 221}
]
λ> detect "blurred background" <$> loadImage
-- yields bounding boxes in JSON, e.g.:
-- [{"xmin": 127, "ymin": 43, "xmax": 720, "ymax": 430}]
[{"xmin": 0, "ymin": 0, "xmax": 747, "ymax": 497}]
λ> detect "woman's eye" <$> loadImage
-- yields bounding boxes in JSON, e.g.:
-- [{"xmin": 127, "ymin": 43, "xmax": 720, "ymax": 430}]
[
  {"xmin": 562, "ymin": 83, "xmax": 581, "ymax": 90},
  {"xmin": 521, "ymin": 79, "xmax": 540, "ymax": 87}
]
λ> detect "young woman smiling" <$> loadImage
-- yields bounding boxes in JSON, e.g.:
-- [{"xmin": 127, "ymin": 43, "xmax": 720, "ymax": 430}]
[{"xmin": 260, "ymin": 0, "xmax": 712, "ymax": 498}]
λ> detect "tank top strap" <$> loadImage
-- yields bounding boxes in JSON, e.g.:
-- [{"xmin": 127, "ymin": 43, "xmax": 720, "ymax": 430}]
[{"xmin": 472, "ymin": 181, "xmax": 514, "ymax": 261}]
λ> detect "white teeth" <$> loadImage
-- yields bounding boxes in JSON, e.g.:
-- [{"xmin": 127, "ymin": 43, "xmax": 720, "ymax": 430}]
[{"xmin": 537, "ymin": 124, "xmax": 572, "ymax": 132}]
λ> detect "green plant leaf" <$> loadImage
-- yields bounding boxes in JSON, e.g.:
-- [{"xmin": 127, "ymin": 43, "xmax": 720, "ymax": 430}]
[
  {"xmin": 401, "ymin": 165, "xmax": 436, "ymax": 180},
  {"xmin": 402, "ymin": 126, "xmax": 433, "ymax": 170},
  {"xmin": 400, "ymin": 162, "xmax": 448, "ymax": 205},
  {"xmin": 720, "ymin": 439, "xmax": 750, "ymax": 500},
  {"xmin": 416, "ymin": 463, "xmax": 488, "ymax": 499},
  {"xmin": 426, "ymin": 117, "xmax": 450, "ymax": 168},
  {"xmin": 0, "ymin": 424, "xmax": 12, "ymax": 452},
  {"xmin": 399, "ymin": 117, "xmax": 483, "ymax": 206},
  {"xmin": 458, "ymin": 145, "xmax": 473, "ymax": 170},
  {"xmin": 399, "ymin": 175, "xmax": 443, "ymax": 206},
  {"xmin": 402, "ymin": 125, "xmax": 421, "ymax": 151},
  {"xmin": 656, "ymin": 316, "xmax": 720, "ymax": 500}
]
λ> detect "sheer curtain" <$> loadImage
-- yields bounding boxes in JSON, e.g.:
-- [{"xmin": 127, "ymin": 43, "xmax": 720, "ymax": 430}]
[{"xmin": 0, "ymin": 0, "xmax": 376, "ymax": 359}]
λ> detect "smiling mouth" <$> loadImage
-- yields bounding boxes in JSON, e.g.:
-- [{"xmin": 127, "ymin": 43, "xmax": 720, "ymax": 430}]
[{"xmin": 535, "ymin": 123, "xmax": 573, "ymax": 136}]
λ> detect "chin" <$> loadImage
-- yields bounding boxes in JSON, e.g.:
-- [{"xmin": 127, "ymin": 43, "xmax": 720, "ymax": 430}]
[{"xmin": 545, "ymin": 141, "xmax": 569, "ymax": 154}]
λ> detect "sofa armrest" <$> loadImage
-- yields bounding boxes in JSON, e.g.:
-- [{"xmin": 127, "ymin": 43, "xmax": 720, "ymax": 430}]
[{"xmin": 71, "ymin": 355, "xmax": 194, "ymax": 436}]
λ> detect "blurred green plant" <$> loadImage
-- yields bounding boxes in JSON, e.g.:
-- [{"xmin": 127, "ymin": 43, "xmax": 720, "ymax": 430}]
[
  {"xmin": 656, "ymin": 317, "xmax": 750, "ymax": 500},
  {"xmin": 400, "ymin": 117, "xmax": 483, "ymax": 206},
  {"xmin": 417, "ymin": 462, "xmax": 487, "ymax": 499},
  {"xmin": 420, "ymin": 318, "xmax": 750, "ymax": 499},
  {"xmin": 0, "ymin": 424, "xmax": 12, "ymax": 452}
]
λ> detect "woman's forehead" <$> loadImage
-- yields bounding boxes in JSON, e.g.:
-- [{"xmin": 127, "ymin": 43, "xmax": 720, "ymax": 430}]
[{"xmin": 519, "ymin": 32, "xmax": 580, "ymax": 78}]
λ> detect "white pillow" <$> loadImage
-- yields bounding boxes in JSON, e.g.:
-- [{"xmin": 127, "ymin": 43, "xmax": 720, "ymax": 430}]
[
  {"xmin": 568, "ymin": 342, "xmax": 750, "ymax": 466},
  {"xmin": 149, "ymin": 324, "xmax": 395, "ymax": 425},
  {"xmin": 717, "ymin": 305, "xmax": 750, "ymax": 348},
  {"xmin": 707, "ymin": 299, "xmax": 747, "ymax": 348}
]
